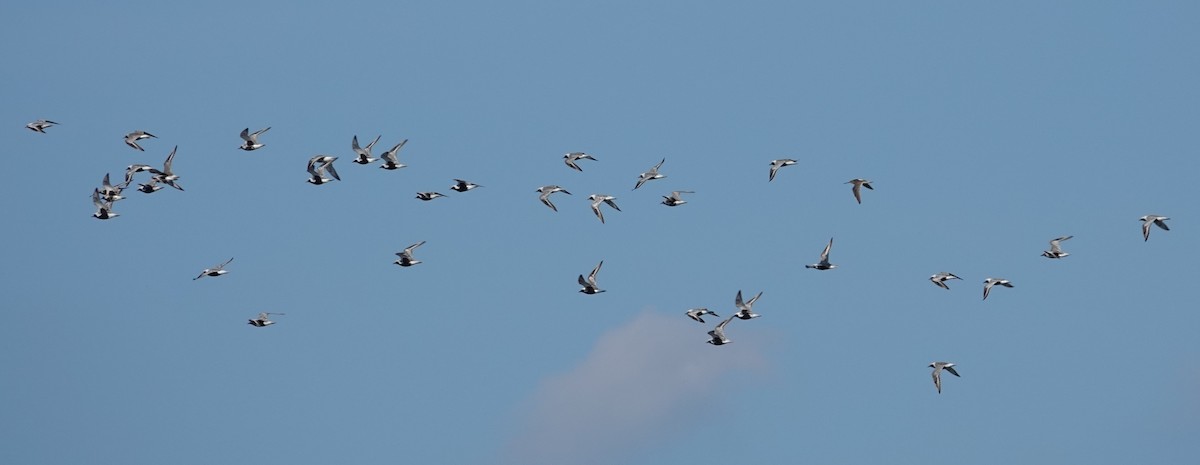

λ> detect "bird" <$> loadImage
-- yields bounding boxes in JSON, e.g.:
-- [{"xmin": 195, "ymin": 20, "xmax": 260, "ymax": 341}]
[
  {"xmin": 1041, "ymin": 235, "xmax": 1073, "ymax": 259},
  {"xmin": 633, "ymin": 158, "xmax": 666, "ymax": 190},
  {"xmin": 733, "ymin": 290, "xmax": 763, "ymax": 319},
  {"xmin": 306, "ymin": 155, "xmax": 340, "ymax": 185},
  {"xmin": 805, "ymin": 237, "xmax": 837, "ymax": 270},
  {"xmin": 706, "ymin": 315, "xmax": 736, "ymax": 345},
  {"xmin": 379, "ymin": 140, "xmax": 408, "ymax": 170},
  {"xmin": 126, "ymin": 163, "xmax": 153, "ymax": 178},
  {"xmin": 982, "ymin": 278, "xmax": 1013, "ymax": 300},
  {"xmin": 929, "ymin": 272, "xmax": 962, "ymax": 290},
  {"xmin": 1140, "ymin": 215, "xmax": 1170, "ymax": 241},
  {"xmin": 587, "ymin": 194, "xmax": 621, "ymax": 224},
  {"xmin": 137, "ymin": 178, "xmax": 164, "ymax": 194},
  {"xmin": 415, "ymin": 192, "xmax": 446, "ymax": 201},
  {"xmin": 351, "ymin": 134, "xmax": 381, "ymax": 164},
  {"xmin": 238, "ymin": 127, "xmax": 271, "ymax": 151},
  {"xmin": 661, "ymin": 190, "xmax": 694, "ymax": 207},
  {"xmin": 97, "ymin": 173, "xmax": 127, "ymax": 202},
  {"xmin": 26, "ymin": 119, "xmax": 58, "ymax": 133},
  {"xmin": 563, "ymin": 152, "xmax": 596, "ymax": 171},
  {"xmin": 247, "ymin": 312, "xmax": 285, "ymax": 327},
  {"xmin": 194, "ymin": 257, "xmax": 234, "ymax": 280},
  {"xmin": 148, "ymin": 146, "xmax": 183, "ymax": 190},
  {"xmin": 537, "ymin": 185, "xmax": 571, "ymax": 211},
  {"xmin": 686, "ymin": 308, "xmax": 720, "ymax": 323},
  {"xmin": 846, "ymin": 178, "xmax": 873, "ymax": 204},
  {"xmin": 394, "ymin": 241, "xmax": 426, "ymax": 267},
  {"xmin": 768, "ymin": 158, "xmax": 797, "ymax": 182},
  {"xmin": 578, "ymin": 260, "xmax": 605, "ymax": 294},
  {"xmin": 929, "ymin": 362, "xmax": 960, "ymax": 394},
  {"xmin": 124, "ymin": 130, "xmax": 156, "ymax": 151},
  {"xmin": 450, "ymin": 179, "xmax": 482, "ymax": 192},
  {"xmin": 91, "ymin": 191, "xmax": 119, "ymax": 220}
]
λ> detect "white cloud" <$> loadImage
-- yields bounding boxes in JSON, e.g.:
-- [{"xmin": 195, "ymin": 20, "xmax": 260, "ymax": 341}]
[{"xmin": 502, "ymin": 311, "xmax": 766, "ymax": 465}]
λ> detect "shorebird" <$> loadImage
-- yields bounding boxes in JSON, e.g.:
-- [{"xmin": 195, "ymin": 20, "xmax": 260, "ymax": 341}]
[
  {"xmin": 563, "ymin": 152, "xmax": 596, "ymax": 171},
  {"xmin": 982, "ymin": 278, "xmax": 1013, "ymax": 300},
  {"xmin": 238, "ymin": 127, "xmax": 271, "ymax": 151},
  {"xmin": 661, "ymin": 190, "xmax": 693, "ymax": 207},
  {"xmin": 148, "ymin": 146, "xmax": 183, "ymax": 190},
  {"xmin": 846, "ymin": 178, "xmax": 873, "ymax": 204},
  {"xmin": 929, "ymin": 272, "xmax": 962, "ymax": 290},
  {"xmin": 351, "ymin": 134, "xmax": 381, "ymax": 164},
  {"xmin": 137, "ymin": 178, "xmax": 164, "ymax": 193},
  {"xmin": 97, "ymin": 173, "xmax": 127, "ymax": 202},
  {"xmin": 247, "ymin": 312, "xmax": 285, "ymax": 327},
  {"xmin": 633, "ymin": 158, "xmax": 666, "ymax": 190},
  {"xmin": 578, "ymin": 260, "xmax": 605, "ymax": 294},
  {"xmin": 1041, "ymin": 235, "xmax": 1073, "ymax": 259},
  {"xmin": 706, "ymin": 315, "xmax": 736, "ymax": 345},
  {"xmin": 415, "ymin": 192, "xmax": 446, "ymax": 201},
  {"xmin": 194, "ymin": 257, "xmax": 234, "ymax": 280},
  {"xmin": 929, "ymin": 362, "xmax": 960, "ymax": 394},
  {"xmin": 805, "ymin": 237, "xmax": 837, "ymax": 270},
  {"xmin": 91, "ymin": 191, "xmax": 119, "ymax": 220},
  {"xmin": 306, "ymin": 155, "xmax": 340, "ymax": 185},
  {"xmin": 733, "ymin": 290, "xmax": 763, "ymax": 319},
  {"xmin": 769, "ymin": 158, "xmax": 797, "ymax": 182},
  {"xmin": 450, "ymin": 179, "xmax": 482, "ymax": 192},
  {"xmin": 26, "ymin": 119, "xmax": 58, "ymax": 133},
  {"xmin": 588, "ymin": 194, "xmax": 621, "ymax": 224},
  {"xmin": 1140, "ymin": 215, "xmax": 1170, "ymax": 241},
  {"xmin": 537, "ymin": 185, "xmax": 572, "ymax": 212},
  {"xmin": 686, "ymin": 308, "xmax": 720, "ymax": 323},
  {"xmin": 379, "ymin": 139, "xmax": 408, "ymax": 170},
  {"xmin": 124, "ymin": 130, "xmax": 156, "ymax": 151},
  {"xmin": 126, "ymin": 163, "xmax": 153, "ymax": 179},
  {"xmin": 394, "ymin": 241, "xmax": 426, "ymax": 267}
]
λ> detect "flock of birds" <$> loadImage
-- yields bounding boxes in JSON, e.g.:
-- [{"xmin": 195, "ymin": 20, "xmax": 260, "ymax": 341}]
[{"xmin": 28, "ymin": 117, "xmax": 1176, "ymax": 395}]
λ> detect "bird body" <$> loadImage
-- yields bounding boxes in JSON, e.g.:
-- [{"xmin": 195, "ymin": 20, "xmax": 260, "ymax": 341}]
[
  {"xmin": 239, "ymin": 127, "xmax": 271, "ymax": 151},
  {"xmin": 805, "ymin": 237, "xmax": 837, "ymax": 270}
]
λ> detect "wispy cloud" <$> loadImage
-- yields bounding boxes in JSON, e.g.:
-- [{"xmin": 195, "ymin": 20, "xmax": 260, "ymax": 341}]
[{"xmin": 502, "ymin": 311, "xmax": 765, "ymax": 465}]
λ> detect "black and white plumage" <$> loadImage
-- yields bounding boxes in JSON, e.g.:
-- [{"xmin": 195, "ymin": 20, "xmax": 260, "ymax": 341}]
[
  {"xmin": 194, "ymin": 257, "xmax": 234, "ymax": 280},
  {"xmin": 706, "ymin": 315, "xmax": 736, "ymax": 345},
  {"xmin": 578, "ymin": 260, "xmax": 605, "ymax": 294},
  {"xmin": 846, "ymin": 178, "xmax": 873, "ymax": 204},
  {"xmin": 982, "ymin": 278, "xmax": 1013, "ymax": 301},
  {"xmin": 26, "ymin": 119, "xmax": 58, "ymax": 133},
  {"xmin": 768, "ymin": 158, "xmax": 797, "ymax": 182},
  {"xmin": 149, "ymin": 146, "xmax": 184, "ymax": 191},
  {"xmin": 91, "ymin": 190, "xmax": 119, "ymax": 220},
  {"xmin": 1041, "ymin": 235, "xmax": 1073, "ymax": 259},
  {"xmin": 661, "ymin": 190, "xmax": 693, "ymax": 207},
  {"xmin": 450, "ymin": 179, "xmax": 482, "ymax": 192},
  {"xmin": 124, "ymin": 130, "xmax": 156, "ymax": 151},
  {"xmin": 733, "ymin": 290, "xmax": 763, "ymax": 320},
  {"xmin": 394, "ymin": 241, "xmax": 426, "ymax": 267},
  {"xmin": 537, "ymin": 185, "xmax": 571, "ymax": 212},
  {"xmin": 1140, "ymin": 215, "xmax": 1170, "ymax": 242},
  {"xmin": 929, "ymin": 272, "xmax": 962, "ymax": 290},
  {"xmin": 587, "ymin": 194, "xmax": 621, "ymax": 224},
  {"xmin": 379, "ymin": 140, "xmax": 408, "ymax": 170},
  {"xmin": 239, "ymin": 127, "xmax": 271, "ymax": 151},
  {"xmin": 805, "ymin": 237, "xmax": 837, "ymax": 270},
  {"xmin": 306, "ymin": 155, "xmax": 340, "ymax": 184},
  {"xmin": 351, "ymin": 134, "xmax": 381, "ymax": 164},
  {"xmin": 929, "ymin": 362, "xmax": 960, "ymax": 394},
  {"xmin": 415, "ymin": 192, "xmax": 446, "ymax": 201},
  {"xmin": 563, "ymin": 152, "xmax": 596, "ymax": 171},
  {"xmin": 248, "ymin": 312, "xmax": 285, "ymax": 327},
  {"xmin": 633, "ymin": 158, "xmax": 666, "ymax": 190},
  {"xmin": 686, "ymin": 308, "xmax": 720, "ymax": 323}
]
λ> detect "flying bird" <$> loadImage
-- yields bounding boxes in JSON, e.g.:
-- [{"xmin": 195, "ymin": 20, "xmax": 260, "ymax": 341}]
[
  {"xmin": 563, "ymin": 152, "xmax": 596, "ymax": 171},
  {"xmin": 1140, "ymin": 215, "xmax": 1170, "ymax": 241},
  {"xmin": 805, "ymin": 237, "xmax": 837, "ymax": 270},
  {"xmin": 137, "ymin": 178, "xmax": 164, "ymax": 194},
  {"xmin": 91, "ymin": 191, "xmax": 119, "ymax": 220},
  {"xmin": 415, "ymin": 192, "xmax": 446, "ymax": 201},
  {"xmin": 661, "ymin": 190, "xmax": 694, "ymax": 207},
  {"xmin": 587, "ymin": 194, "xmax": 621, "ymax": 224},
  {"xmin": 846, "ymin": 178, "xmax": 873, "ymax": 204},
  {"xmin": 768, "ymin": 158, "xmax": 797, "ymax": 182},
  {"xmin": 450, "ymin": 179, "xmax": 482, "ymax": 192},
  {"xmin": 929, "ymin": 362, "xmax": 960, "ymax": 394},
  {"xmin": 1041, "ymin": 235, "xmax": 1073, "ymax": 259},
  {"xmin": 247, "ymin": 312, "xmax": 285, "ymax": 327},
  {"xmin": 306, "ymin": 155, "xmax": 340, "ymax": 185},
  {"xmin": 149, "ymin": 146, "xmax": 184, "ymax": 190},
  {"xmin": 929, "ymin": 272, "xmax": 962, "ymax": 290},
  {"xmin": 379, "ymin": 140, "xmax": 408, "ymax": 170},
  {"xmin": 26, "ymin": 119, "xmax": 58, "ymax": 133},
  {"xmin": 578, "ymin": 260, "xmax": 605, "ymax": 294},
  {"xmin": 686, "ymin": 308, "xmax": 720, "ymax": 323},
  {"xmin": 537, "ymin": 185, "xmax": 572, "ymax": 212},
  {"xmin": 394, "ymin": 241, "xmax": 426, "ymax": 267},
  {"xmin": 633, "ymin": 158, "xmax": 666, "ymax": 190},
  {"xmin": 351, "ymin": 134, "xmax": 382, "ymax": 164},
  {"xmin": 982, "ymin": 278, "xmax": 1013, "ymax": 300},
  {"xmin": 706, "ymin": 315, "xmax": 736, "ymax": 346},
  {"xmin": 239, "ymin": 127, "xmax": 271, "ymax": 151},
  {"xmin": 124, "ymin": 130, "xmax": 156, "ymax": 151},
  {"xmin": 194, "ymin": 257, "xmax": 234, "ymax": 280},
  {"xmin": 733, "ymin": 290, "xmax": 763, "ymax": 319},
  {"xmin": 97, "ymin": 173, "xmax": 128, "ymax": 202}
]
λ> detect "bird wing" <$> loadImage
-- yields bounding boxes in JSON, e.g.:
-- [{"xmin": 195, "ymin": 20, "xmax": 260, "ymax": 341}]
[
  {"xmin": 240, "ymin": 128, "xmax": 252, "ymax": 142},
  {"xmin": 932, "ymin": 368, "xmax": 942, "ymax": 393},
  {"xmin": 603, "ymin": 198, "xmax": 621, "ymax": 211},
  {"xmin": 819, "ymin": 238, "xmax": 833, "ymax": 263},
  {"xmin": 589, "ymin": 261, "xmax": 603, "ymax": 283},
  {"xmin": 1155, "ymin": 219, "xmax": 1170, "ymax": 231},
  {"xmin": 944, "ymin": 366, "xmax": 960, "ymax": 377}
]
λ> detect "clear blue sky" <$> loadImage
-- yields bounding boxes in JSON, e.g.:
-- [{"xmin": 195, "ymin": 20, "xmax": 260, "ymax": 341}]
[{"xmin": 3, "ymin": 1, "xmax": 1198, "ymax": 464}]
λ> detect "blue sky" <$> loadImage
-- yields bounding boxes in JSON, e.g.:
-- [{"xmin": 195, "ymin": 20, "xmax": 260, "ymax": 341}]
[{"xmin": 3, "ymin": 1, "xmax": 1198, "ymax": 464}]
